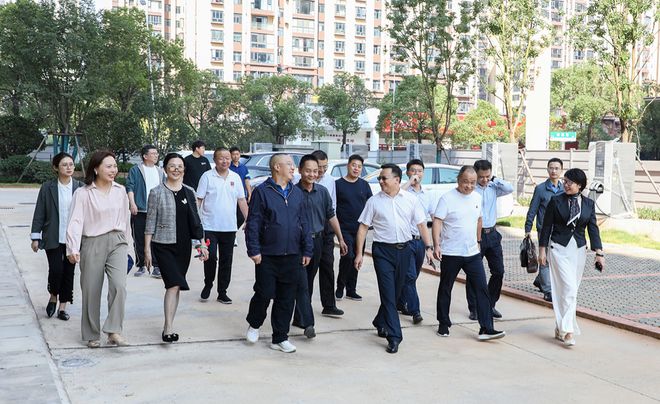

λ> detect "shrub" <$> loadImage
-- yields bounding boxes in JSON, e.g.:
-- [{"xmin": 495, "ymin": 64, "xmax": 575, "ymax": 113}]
[
  {"xmin": 0, "ymin": 116, "xmax": 42, "ymax": 158},
  {"xmin": 638, "ymin": 207, "xmax": 660, "ymax": 221},
  {"xmin": 0, "ymin": 155, "xmax": 54, "ymax": 184},
  {"xmin": 517, "ymin": 196, "xmax": 532, "ymax": 207}
]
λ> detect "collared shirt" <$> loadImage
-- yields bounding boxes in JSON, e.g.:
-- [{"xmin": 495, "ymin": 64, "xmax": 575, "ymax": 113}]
[
  {"xmin": 358, "ymin": 189, "xmax": 426, "ymax": 243},
  {"xmin": 66, "ymin": 182, "xmax": 133, "ymax": 256},
  {"xmin": 297, "ymin": 182, "xmax": 335, "ymax": 233},
  {"xmin": 229, "ymin": 162, "xmax": 251, "ymax": 197},
  {"xmin": 266, "ymin": 177, "xmax": 293, "ymax": 198},
  {"xmin": 57, "ymin": 180, "xmax": 73, "ymax": 244},
  {"xmin": 407, "ymin": 186, "xmax": 435, "ymax": 236},
  {"xmin": 317, "ymin": 174, "xmax": 337, "ymax": 210},
  {"xmin": 197, "ymin": 169, "xmax": 245, "ymax": 231},
  {"xmin": 475, "ymin": 177, "xmax": 514, "ymax": 228},
  {"xmin": 434, "ymin": 188, "xmax": 482, "ymax": 256}
]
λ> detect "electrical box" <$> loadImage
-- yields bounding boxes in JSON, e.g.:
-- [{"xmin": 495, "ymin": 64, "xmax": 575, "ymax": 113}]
[{"xmin": 587, "ymin": 141, "xmax": 636, "ymax": 217}]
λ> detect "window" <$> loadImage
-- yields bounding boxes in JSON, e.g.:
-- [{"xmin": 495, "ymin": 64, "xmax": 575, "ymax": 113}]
[
  {"xmin": 233, "ymin": 32, "xmax": 242, "ymax": 42},
  {"xmin": 318, "ymin": 40, "xmax": 324, "ymax": 50},
  {"xmin": 176, "ymin": 20, "xmax": 181, "ymax": 28},
  {"xmin": 372, "ymin": 81, "xmax": 381, "ymax": 91},
  {"xmin": 356, "ymin": 7, "xmax": 366, "ymax": 18},
  {"xmin": 355, "ymin": 43, "xmax": 365, "ymax": 54},
  {"xmin": 212, "ymin": 10, "xmax": 223, "ymax": 23},
  {"xmin": 334, "ymin": 41, "xmax": 345, "ymax": 52},
  {"xmin": 438, "ymin": 168, "xmax": 459, "ymax": 184},
  {"xmin": 147, "ymin": 15, "xmax": 162, "ymax": 26},
  {"xmin": 292, "ymin": 18, "xmax": 314, "ymax": 33},
  {"xmin": 318, "ymin": 58, "xmax": 324, "ymax": 67},
  {"xmin": 335, "ymin": 22, "xmax": 345, "ymax": 34},
  {"xmin": 253, "ymin": 0, "xmax": 274, "ymax": 10},
  {"xmin": 233, "ymin": 13, "xmax": 242, "ymax": 23},
  {"xmin": 318, "ymin": 77, "xmax": 324, "ymax": 86},
  {"xmin": 251, "ymin": 52, "xmax": 274, "ymax": 64},
  {"xmin": 211, "ymin": 69, "xmax": 224, "ymax": 79},
  {"xmin": 318, "ymin": 22, "xmax": 324, "ymax": 31},
  {"xmin": 176, "ymin": 5, "xmax": 181, "ymax": 13},
  {"xmin": 294, "ymin": 56, "xmax": 313, "ymax": 67},
  {"xmin": 318, "ymin": 3, "xmax": 324, "ymax": 13},
  {"xmin": 165, "ymin": 19, "xmax": 171, "ymax": 27},
  {"xmin": 251, "ymin": 33, "xmax": 273, "ymax": 48},
  {"xmin": 293, "ymin": 37, "xmax": 314, "ymax": 52},
  {"xmin": 233, "ymin": 72, "xmax": 242, "ymax": 82},
  {"xmin": 334, "ymin": 59, "xmax": 344, "ymax": 70},
  {"xmin": 551, "ymin": 60, "xmax": 561, "ymax": 69},
  {"xmin": 335, "ymin": 4, "xmax": 346, "ymax": 16},
  {"xmin": 551, "ymin": 48, "xmax": 562, "ymax": 58},
  {"xmin": 211, "ymin": 30, "xmax": 224, "ymax": 42},
  {"xmin": 234, "ymin": 0, "xmax": 241, "ymax": 3},
  {"xmin": 212, "ymin": 0, "xmax": 223, "ymax": 4},
  {"xmin": 374, "ymin": 27, "xmax": 381, "ymax": 37},
  {"xmin": 252, "ymin": 16, "xmax": 272, "ymax": 30},
  {"xmin": 574, "ymin": 50, "xmax": 584, "ymax": 60},
  {"xmin": 233, "ymin": 51, "xmax": 242, "ymax": 62},
  {"xmin": 551, "ymin": 0, "xmax": 564, "ymax": 9},
  {"xmin": 355, "ymin": 60, "xmax": 365, "ymax": 72},
  {"xmin": 295, "ymin": 0, "xmax": 313, "ymax": 15},
  {"xmin": 373, "ymin": 45, "xmax": 381, "ymax": 54},
  {"xmin": 165, "ymin": 4, "xmax": 171, "ymax": 12},
  {"xmin": 356, "ymin": 24, "xmax": 365, "ymax": 36},
  {"xmin": 373, "ymin": 62, "xmax": 380, "ymax": 72},
  {"xmin": 211, "ymin": 49, "xmax": 224, "ymax": 61},
  {"xmin": 374, "ymin": 9, "xmax": 382, "ymax": 19}
]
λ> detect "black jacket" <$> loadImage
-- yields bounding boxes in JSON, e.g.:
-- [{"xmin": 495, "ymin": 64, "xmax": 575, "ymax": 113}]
[
  {"xmin": 31, "ymin": 179, "xmax": 84, "ymax": 250},
  {"xmin": 539, "ymin": 193, "xmax": 602, "ymax": 250}
]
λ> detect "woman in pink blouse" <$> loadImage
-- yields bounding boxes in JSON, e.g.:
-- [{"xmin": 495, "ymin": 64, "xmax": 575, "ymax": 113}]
[{"xmin": 66, "ymin": 150, "xmax": 133, "ymax": 349}]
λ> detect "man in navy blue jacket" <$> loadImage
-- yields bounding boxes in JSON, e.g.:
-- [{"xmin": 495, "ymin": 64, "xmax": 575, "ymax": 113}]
[{"xmin": 245, "ymin": 153, "xmax": 313, "ymax": 353}]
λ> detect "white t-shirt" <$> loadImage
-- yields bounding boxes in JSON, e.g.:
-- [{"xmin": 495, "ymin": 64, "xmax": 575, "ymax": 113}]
[
  {"xmin": 407, "ymin": 187, "xmax": 436, "ymax": 236},
  {"xmin": 57, "ymin": 180, "xmax": 73, "ymax": 244},
  {"xmin": 143, "ymin": 165, "xmax": 160, "ymax": 201},
  {"xmin": 197, "ymin": 169, "xmax": 245, "ymax": 231},
  {"xmin": 433, "ymin": 188, "xmax": 482, "ymax": 256},
  {"xmin": 358, "ymin": 189, "xmax": 426, "ymax": 243}
]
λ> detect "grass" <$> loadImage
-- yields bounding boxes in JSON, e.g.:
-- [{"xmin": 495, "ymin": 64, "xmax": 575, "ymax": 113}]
[
  {"xmin": 0, "ymin": 183, "xmax": 41, "ymax": 188},
  {"xmin": 497, "ymin": 216, "xmax": 660, "ymax": 250}
]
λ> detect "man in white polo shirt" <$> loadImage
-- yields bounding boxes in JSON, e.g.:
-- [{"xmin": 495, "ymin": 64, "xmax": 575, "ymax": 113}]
[
  {"xmin": 432, "ymin": 165, "xmax": 505, "ymax": 341},
  {"xmin": 354, "ymin": 163, "xmax": 433, "ymax": 354},
  {"xmin": 197, "ymin": 147, "xmax": 249, "ymax": 303}
]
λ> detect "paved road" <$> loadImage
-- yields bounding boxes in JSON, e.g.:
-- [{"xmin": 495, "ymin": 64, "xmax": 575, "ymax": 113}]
[{"xmin": 1, "ymin": 188, "xmax": 659, "ymax": 403}]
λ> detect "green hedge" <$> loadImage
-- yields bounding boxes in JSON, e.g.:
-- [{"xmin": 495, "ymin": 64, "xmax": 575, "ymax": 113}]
[
  {"xmin": 0, "ymin": 155, "xmax": 54, "ymax": 184},
  {"xmin": 638, "ymin": 207, "xmax": 660, "ymax": 221}
]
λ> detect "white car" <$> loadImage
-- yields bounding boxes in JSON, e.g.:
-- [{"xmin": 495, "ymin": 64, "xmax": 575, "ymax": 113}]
[
  {"xmin": 364, "ymin": 163, "xmax": 514, "ymax": 219},
  {"xmin": 250, "ymin": 159, "xmax": 381, "ymax": 187}
]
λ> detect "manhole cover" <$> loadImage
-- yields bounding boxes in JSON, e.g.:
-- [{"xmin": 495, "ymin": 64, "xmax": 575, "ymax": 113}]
[{"xmin": 59, "ymin": 358, "xmax": 95, "ymax": 368}]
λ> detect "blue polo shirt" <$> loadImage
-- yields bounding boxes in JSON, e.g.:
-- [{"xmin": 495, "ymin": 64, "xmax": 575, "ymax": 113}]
[{"xmin": 229, "ymin": 162, "xmax": 251, "ymax": 197}]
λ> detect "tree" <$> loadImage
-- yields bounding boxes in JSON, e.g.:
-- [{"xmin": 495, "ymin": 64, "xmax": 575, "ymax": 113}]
[
  {"xmin": 0, "ymin": 115, "xmax": 41, "ymax": 158},
  {"xmin": 551, "ymin": 63, "xmax": 614, "ymax": 148},
  {"xmin": 638, "ymin": 100, "xmax": 660, "ymax": 159},
  {"xmin": 316, "ymin": 73, "xmax": 371, "ymax": 147},
  {"xmin": 241, "ymin": 75, "xmax": 310, "ymax": 144},
  {"xmin": 570, "ymin": 0, "xmax": 660, "ymax": 143},
  {"xmin": 81, "ymin": 108, "xmax": 144, "ymax": 161},
  {"xmin": 476, "ymin": 0, "xmax": 552, "ymax": 143},
  {"xmin": 387, "ymin": 0, "xmax": 475, "ymax": 148},
  {"xmin": 448, "ymin": 100, "xmax": 507, "ymax": 148}
]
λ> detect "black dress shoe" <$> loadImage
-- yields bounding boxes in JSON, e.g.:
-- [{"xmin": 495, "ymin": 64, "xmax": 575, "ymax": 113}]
[
  {"xmin": 386, "ymin": 340, "xmax": 399, "ymax": 354},
  {"xmin": 399, "ymin": 309, "xmax": 414, "ymax": 317},
  {"xmin": 321, "ymin": 307, "xmax": 344, "ymax": 317},
  {"xmin": 57, "ymin": 311, "xmax": 70, "ymax": 321},
  {"xmin": 162, "ymin": 331, "xmax": 174, "ymax": 343},
  {"xmin": 377, "ymin": 328, "xmax": 388, "ymax": 338},
  {"xmin": 412, "ymin": 314, "xmax": 423, "ymax": 324},
  {"xmin": 543, "ymin": 292, "xmax": 553, "ymax": 302},
  {"xmin": 335, "ymin": 288, "xmax": 344, "ymax": 300},
  {"xmin": 200, "ymin": 285, "xmax": 211, "ymax": 300},
  {"xmin": 345, "ymin": 291, "xmax": 362, "ymax": 301},
  {"xmin": 468, "ymin": 311, "xmax": 478, "ymax": 321},
  {"xmin": 533, "ymin": 279, "xmax": 543, "ymax": 292},
  {"xmin": 492, "ymin": 307, "xmax": 502, "ymax": 319},
  {"xmin": 171, "ymin": 333, "xmax": 179, "ymax": 342},
  {"xmin": 46, "ymin": 301, "xmax": 57, "ymax": 318}
]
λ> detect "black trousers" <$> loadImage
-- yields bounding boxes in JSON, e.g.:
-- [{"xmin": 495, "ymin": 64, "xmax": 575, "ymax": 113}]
[
  {"xmin": 203, "ymin": 231, "xmax": 236, "ymax": 295},
  {"xmin": 437, "ymin": 254, "xmax": 494, "ymax": 331},
  {"xmin": 45, "ymin": 244, "xmax": 75, "ymax": 303},
  {"xmin": 317, "ymin": 230, "xmax": 338, "ymax": 308},
  {"xmin": 337, "ymin": 230, "xmax": 360, "ymax": 294},
  {"xmin": 236, "ymin": 205, "xmax": 245, "ymax": 229},
  {"xmin": 131, "ymin": 212, "xmax": 157, "ymax": 268},
  {"xmin": 293, "ymin": 234, "xmax": 323, "ymax": 326},
  {"xmin": 466, "ymin": 229, "xmax": 505, "ymax": 312},
  {"xmin": 246, "ymin": 254, "xmax": 300, "ymax": 344}
]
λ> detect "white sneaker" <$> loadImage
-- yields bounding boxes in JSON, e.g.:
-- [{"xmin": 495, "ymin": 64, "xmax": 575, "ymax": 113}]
[
  {"xmin": 270, "ymin": 340, "xmax": 296, "ymax": 353},
  {"xmin": 246, "ymin": 326, "xmax": 259, "ymax": 344}
]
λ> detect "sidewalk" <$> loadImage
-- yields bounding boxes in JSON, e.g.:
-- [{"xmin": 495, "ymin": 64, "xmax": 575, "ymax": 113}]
[{"xmin": 1, "ymin": 188, "xmax": 659, "ymax": 403}]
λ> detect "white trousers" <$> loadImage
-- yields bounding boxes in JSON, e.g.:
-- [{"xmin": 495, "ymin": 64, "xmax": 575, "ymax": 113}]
[{"xmin": 548, "ymin": 237, "xmax": 586, "ymax": 337}]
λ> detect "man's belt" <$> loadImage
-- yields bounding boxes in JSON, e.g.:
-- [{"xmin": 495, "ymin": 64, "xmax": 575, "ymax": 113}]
[
  {"xmin": 374, "ymin": 241, "xmax": 410, "ymax": 250},
  {"xmin": 311, "ymin": 231, "xmax": 324, "ymax": 239},
  {"xmin": 412, "ymin": 235, "xmax": 422, "ymax": 240},
  {"xmin": 482, "ymin": 227, "xmax": 496, "ymax": 234}
]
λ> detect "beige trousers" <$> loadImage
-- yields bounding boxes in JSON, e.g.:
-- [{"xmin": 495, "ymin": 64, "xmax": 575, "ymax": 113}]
[{"xmin": 79, "ymin": 231, "xmax": 128, "ymax": 341}]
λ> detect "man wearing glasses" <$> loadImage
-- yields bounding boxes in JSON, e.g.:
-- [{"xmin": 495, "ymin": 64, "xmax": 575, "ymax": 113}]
[
  {"xmin": 354, "ymin": 164, "xmax": 433, "ymax": 354},
  {"xmin": 335, "ymin": 154, "xmax": 373, "ymax": 302},
  {"xmin": 196, "ymin": 148, "xmax": 249, "ymax": 303},
  {"xmin": 524, "ymin": 158, "xmax": 564, "ymax": 302},
  {"xmin": 126, "ymin": 145, "xmax": 164, "ymax": 278}
]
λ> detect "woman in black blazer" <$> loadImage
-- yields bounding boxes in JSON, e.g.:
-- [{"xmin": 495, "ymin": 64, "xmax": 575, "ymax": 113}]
[
  {"xmin": 538, "ymin": 168, "xmax": 604, "ymax": 346},
  {"xmin": 30, "ymin": 152, "xmax": 84, "ymax": 320}
]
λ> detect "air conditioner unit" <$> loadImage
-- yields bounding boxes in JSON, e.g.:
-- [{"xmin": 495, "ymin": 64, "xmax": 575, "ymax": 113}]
[{"xmin": 587, "ymin": 141, "xmax": 636, "ymax": 217}]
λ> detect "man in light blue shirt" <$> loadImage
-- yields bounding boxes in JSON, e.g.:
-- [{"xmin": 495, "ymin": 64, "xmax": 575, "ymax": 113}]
[{"xmin": 466, "ymin": 159, "xmax": 513, "ymax": 320}]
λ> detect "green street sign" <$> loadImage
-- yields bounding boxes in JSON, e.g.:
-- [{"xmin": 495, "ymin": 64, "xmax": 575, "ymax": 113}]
[{"xmin": 549, "ymin": 131, "xmax": 577, "ymax": 141}]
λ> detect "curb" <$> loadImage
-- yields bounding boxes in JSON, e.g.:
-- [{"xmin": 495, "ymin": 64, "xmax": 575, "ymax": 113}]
[{"xmin": 362, "ymin": 248, "xmax": 660, "ymax": 340}]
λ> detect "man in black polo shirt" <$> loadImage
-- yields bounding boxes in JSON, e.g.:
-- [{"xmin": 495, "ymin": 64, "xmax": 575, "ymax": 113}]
[
  {"xmin": 183, "ymin": 140, "xmax": 211, "ymax": 190},
  {"xmin": 292, "ymin": 155, "xmax": 348, "ymax": 336}
]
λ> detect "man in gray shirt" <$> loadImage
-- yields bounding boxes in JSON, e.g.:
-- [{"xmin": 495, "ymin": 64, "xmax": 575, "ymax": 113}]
[{"xmin": 292, "ymin": 155, "xmax": 348, "ymax": 336}]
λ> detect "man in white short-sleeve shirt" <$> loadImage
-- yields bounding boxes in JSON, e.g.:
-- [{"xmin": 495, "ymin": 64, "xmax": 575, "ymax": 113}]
[
  {"xmin": 197, "ymin": 147, "xmax": 249, "ymax": 303},
  {"xmin": 354, "ymin": 163, "xmax": 433, "ymax": 354},
  {"xmin": 432, "ymin": 165, "xmax": 505, "ymax": 341}
]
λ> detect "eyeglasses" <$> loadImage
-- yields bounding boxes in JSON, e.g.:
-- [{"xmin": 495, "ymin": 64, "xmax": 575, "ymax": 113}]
[
  {"xmin": 167, "ymin": 165, "xmax": 184, "ymax": 171},
  {"xmin": 377, "ymin": 176, "xmax": 393, "ymax": 181}
]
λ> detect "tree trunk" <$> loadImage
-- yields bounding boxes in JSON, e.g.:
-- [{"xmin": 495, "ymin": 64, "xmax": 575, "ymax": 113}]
[{"xmin": 342, "ymin": 130, "xmax": 347, "ymax": 149}]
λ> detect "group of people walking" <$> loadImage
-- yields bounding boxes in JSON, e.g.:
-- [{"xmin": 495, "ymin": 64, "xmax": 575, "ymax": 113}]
[{"xmin": 30, "ymin": 144, "xmax": 604, "ymax": 353}]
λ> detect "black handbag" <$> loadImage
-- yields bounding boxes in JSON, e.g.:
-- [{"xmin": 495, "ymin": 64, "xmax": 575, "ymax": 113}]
[{"xmin": 520, "ymin": 235, "xmax": 538, "ymax": 273}]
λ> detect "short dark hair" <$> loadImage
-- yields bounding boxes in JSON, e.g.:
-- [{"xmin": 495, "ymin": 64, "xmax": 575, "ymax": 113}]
[
  {"xmin": 473, "ymin": 159, "xmax": 492, "ymax": 172},
  {"xmin": 163, "ymin": 153, "xmax": 185, "ymax": 170},
  {"xmin": 457, "ymin": 165, "xmax": 476, "ymax": 180},
  {"xmin": 381, "ymin": 163, "xmax": 402, "ymax": 180},
  {"xmin": 348, "ymin": 154, "xmax": 364, "ymax": 165},
  {"xmin": 564, "ymin": 168, "xmax": 587, "ymax": 191},
  {"xmin": 141, "ymin": 144, "xmax": 156, "ymax": 161},
  {"xmin": 229, "ymin": 146, "xmax": 240, "ymax": 154},
  {"xmin": 547, "ymin": 157, "xmax": 563, "ymax": 168},
  {"xmin": 269, "ymin": 153, "xmax": 288, "ymax": 171},
  {"xmin": 299, "ymin": 154, "xmax": 319, "ymax": 170},
  {"xmin": 85, "ymin": 150, "xmax": 116, "ymax": 185},
  {"xmin": 406, "ymin": 159, "xmax": 425, "ymax": 171},
  {"xmin": 191, "ymin": 140, "xmax": 206, "ymax": 151},
  {"xmin": 213, "ymin": 147, "xmax": 229, "ymax": 159},
  {"xmin": 52, "ymin": 152, "xmax": 74, "ymax": 168},
  {"xmin": 311, "ymin": 150, "xmax": 328, "ymax": 161}
]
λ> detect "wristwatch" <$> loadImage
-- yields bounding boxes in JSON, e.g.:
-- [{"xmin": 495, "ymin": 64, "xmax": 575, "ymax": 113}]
[{"xmin": 425, "ymin": 245, "xmax": 434, "ymax": 251}]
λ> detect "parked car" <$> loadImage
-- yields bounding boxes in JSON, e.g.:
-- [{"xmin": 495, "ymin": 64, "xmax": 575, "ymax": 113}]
[
  {"xmin": 250, "ymin": 158, "xmax": 381, "ymax": 188},
  {"xmin": 364, "ymin": 163, "xmax": 514, "ymax": 219}
]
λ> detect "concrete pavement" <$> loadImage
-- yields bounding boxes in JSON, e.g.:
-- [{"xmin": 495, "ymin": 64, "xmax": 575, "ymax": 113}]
[{"xmin": 1, "ymin": 188, "xmax": 659, "ymax": 403}]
